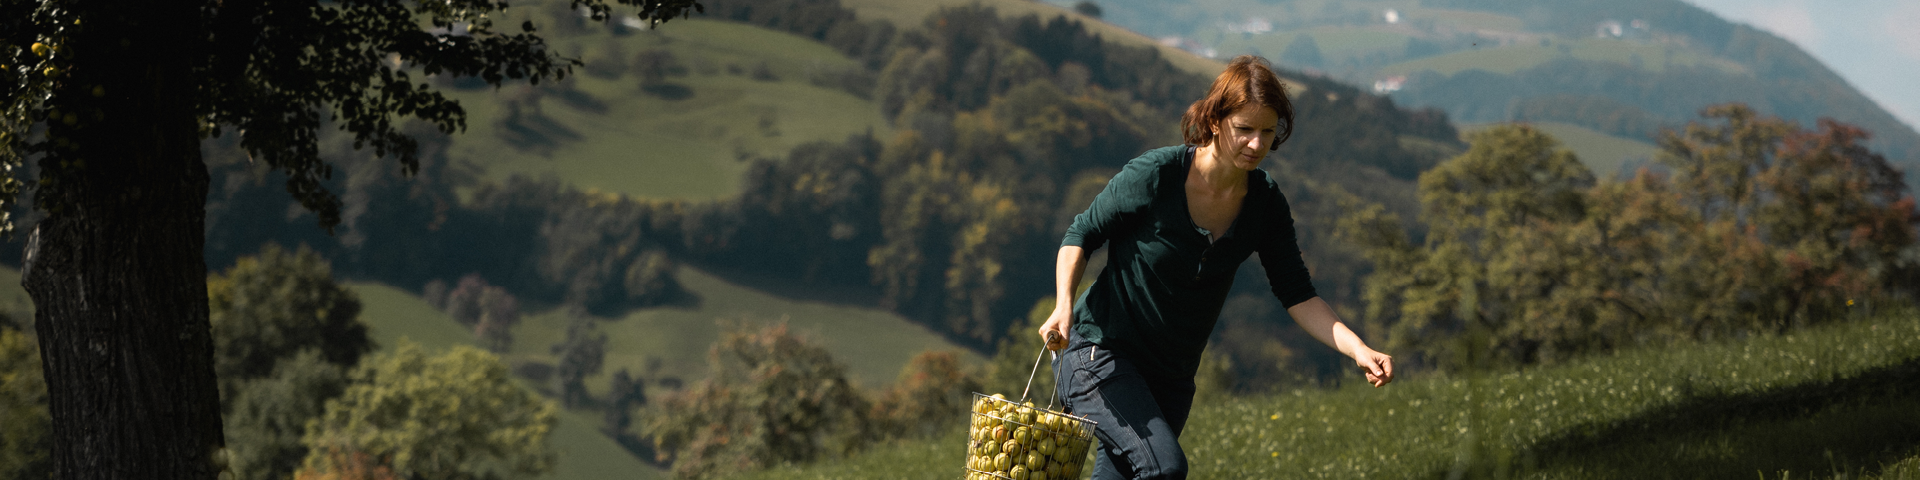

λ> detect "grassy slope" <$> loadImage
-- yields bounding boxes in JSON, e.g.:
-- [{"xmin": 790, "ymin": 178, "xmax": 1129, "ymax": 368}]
[
  {"xmin": 1379, "ymin": 36, "xmax": 1743, "ymax": 77},
  {"xmin": 0, "ymin": 266, "xmax": 30, "ymax": 318},
  {"xmin": 1209, "ymin": 26, "xmax": 1412, "ymax": 64},
  {"xmin": 841, "ymin": 0, "xmax": 1225, "ymax": 77},
  {"xmin": 726, "ymin": 307, "xmax": 1920, "ymax": 479},
  {"xmin": 349, "ymin": 283, "xmax": 669, "ymax": 480},
  {"xmin": 1462, "ymin": 121, "xmax": 1661, "ymax": 178},
  {"xmin": 438, "ymin": 19, "xmax": 891, "ymax": 201},
  {"xmin": 498, "ymin": 266, "xmax": 986, "ymax": 393}
]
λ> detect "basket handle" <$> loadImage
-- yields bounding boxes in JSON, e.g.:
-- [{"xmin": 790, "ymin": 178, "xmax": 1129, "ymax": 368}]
[{"xmin": 1020, "ymin": 331, "xmax": 1061, "ymax": 408}]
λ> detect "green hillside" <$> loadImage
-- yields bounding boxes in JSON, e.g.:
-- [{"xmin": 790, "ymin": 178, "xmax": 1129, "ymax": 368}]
[
  {"xmin": 841, "ymin": 0, "xmax": 1225, "ymax": 77},
  {"xmin": 348, "ymin": 265, "xmax": 983, "ymax": 479},
  {"xmin": 437, "ymin": 18, "xmax": 891, "ymax": 200},
  {"xmin": 732, "ymin": 307, "xmax": 1920, "ymax": 479},
  {"xmin": 1379, "ymin": 36, "xmax": 1743, "ymax": 77},
  {"xmin": 347, "ymin": 283, "xmax": 668, "ymax": 480},
  {"xmin": 495, "ymin": 266, "xmax": 986, "ymax": 392},
  {"xmin": 1462, "ymin": 121, "xmax": 1659, "ymax": 177},
  {"xmin": 1074, "ymin": 0, "xmax": 1920, "ymax": 178}
]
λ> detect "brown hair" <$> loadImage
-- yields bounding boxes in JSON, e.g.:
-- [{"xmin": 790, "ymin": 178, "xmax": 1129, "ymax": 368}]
[{"xmin": 1181, "ymin": 55, "xmax": 1294, "ymax": 150}]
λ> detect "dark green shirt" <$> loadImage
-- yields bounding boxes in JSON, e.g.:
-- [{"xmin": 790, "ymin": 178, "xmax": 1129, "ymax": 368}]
[{"xmin": 1062, "ymin": 145, "xmax": 1318, "ymax": 380}]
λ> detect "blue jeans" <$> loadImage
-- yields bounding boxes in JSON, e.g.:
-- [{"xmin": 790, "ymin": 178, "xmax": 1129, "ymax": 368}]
[{"xmin": 1053, "ymin": 332, "xmax": 1194, "ymax": 480}]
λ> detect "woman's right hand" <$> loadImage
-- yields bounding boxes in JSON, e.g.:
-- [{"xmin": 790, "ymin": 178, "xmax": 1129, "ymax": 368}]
[
  {"xmin": 1038, "ymin": 304, "xmax": 1072, "ymax": 351},
  {"xmin": 1043, "ymin": 245, "xmax": 1087, "ymax": 351}
]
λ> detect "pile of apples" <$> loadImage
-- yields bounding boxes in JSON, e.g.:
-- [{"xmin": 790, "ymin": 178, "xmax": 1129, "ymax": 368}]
[{"xmin": 964, "ymin": 394, "xmax": 1094, "ymax": 480}]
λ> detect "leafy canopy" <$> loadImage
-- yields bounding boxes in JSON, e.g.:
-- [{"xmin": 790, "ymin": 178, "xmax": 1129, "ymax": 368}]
[
  {"xmin": 299, "ymin": 340, "xmax": 558, "ymax": 480},
  {"xmin": 644, "ymin": 321, "xmax": 871, "ymax": 479},
  {"xmin": 209, "ymin": 243, "xmax": 373, "ymax": 385},
  {"xmin": 1343, "ymin": 105, "xmax": 1918, "ymax": 369}
]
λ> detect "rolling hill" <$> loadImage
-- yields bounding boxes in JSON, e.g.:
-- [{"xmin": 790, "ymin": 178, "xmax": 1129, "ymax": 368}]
[{"xmin": 1067, "ymin": 0, "xmax": 1920, "ymax": 184}]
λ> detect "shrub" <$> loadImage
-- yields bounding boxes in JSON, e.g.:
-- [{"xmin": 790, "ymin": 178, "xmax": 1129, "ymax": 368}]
[
  {"xmin": 644, "ymin": 321, "xmax": 871, "ymax": 479},
  {"xmin": 870, "ymin": 350, "xmax": 981, "ymax": 438}
]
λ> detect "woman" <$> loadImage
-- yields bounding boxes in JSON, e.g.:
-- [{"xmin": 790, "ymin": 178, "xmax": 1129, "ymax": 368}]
[{"xmin": 1038, "ymin": 55, "xmax": 1394, "ymax": 479}]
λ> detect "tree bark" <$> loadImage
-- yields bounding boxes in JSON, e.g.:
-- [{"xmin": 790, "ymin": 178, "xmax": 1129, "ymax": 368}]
[{"xmin": 24, "ymin": 1, "xmax": 224, "ymax": 478}]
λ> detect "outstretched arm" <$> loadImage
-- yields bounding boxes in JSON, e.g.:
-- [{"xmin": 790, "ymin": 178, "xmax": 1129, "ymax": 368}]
[
  {"xmin": 1038, "ymin": 245, "xmax": 1087, "ymax": 351},
  {"xmin": 1287, "ymin": 297, "xmax": 1394, "ymax": 387}
]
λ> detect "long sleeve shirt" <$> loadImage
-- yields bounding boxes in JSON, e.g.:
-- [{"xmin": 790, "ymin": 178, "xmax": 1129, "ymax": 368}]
[{"xmin": 1061, "ymin": 145, "xmax": 1319, "ymax": 381}]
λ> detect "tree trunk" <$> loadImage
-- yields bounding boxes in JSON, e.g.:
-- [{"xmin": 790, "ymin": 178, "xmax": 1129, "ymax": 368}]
[{"xmin": 24, "ymin": 1, "xmax": 224, "ymax": 478}]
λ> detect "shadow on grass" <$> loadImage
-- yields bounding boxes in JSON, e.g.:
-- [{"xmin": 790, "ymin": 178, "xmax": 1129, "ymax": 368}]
[
  {"xmin": 1450, "ymin": 358, "xmax": 1920, "ymax": 478},
  {"xmin": 641, "ymin": 83, "xmax": 694, "ymax": 101}
]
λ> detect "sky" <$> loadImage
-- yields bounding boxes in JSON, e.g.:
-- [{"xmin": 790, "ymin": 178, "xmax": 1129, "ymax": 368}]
[{"xmin": 1682, "ymin": 0, "xmax": 1920, "ymax": 132}]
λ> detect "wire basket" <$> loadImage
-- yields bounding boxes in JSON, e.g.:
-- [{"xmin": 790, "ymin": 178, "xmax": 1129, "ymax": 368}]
[
  {"xmin": 963, "ymin": 393, "xmax": 1095, "ymax": 480},
  {"xmin": 962, "ymin": 337, "xmax": 1097, "ymax": 480}
]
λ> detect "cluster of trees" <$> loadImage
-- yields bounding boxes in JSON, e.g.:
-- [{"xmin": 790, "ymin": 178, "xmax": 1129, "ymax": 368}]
[
  {"xmin": 208, "ymin": 245, "xmax": 374, "ymax": 479},
  {"xmin": 0, "ymin": 245, "xmax": 564, "ymax": 479},
  {"xmin": 297, "ymin": 341, "xmax": 558, "ymax": 480},
  {"xmin": 213, "ymin": 247, "xmax": 563, "ymax": 480},
  {"xmin": 1511, "ymin": 93, "xmax": 1667, "ymax": 142},
  {"xmin": 424, "ymin": 274, "xmax": 524, "ymax": 353},
  {"xmin": 1341, "ymin": 105, "xmax": 1919, "ymax": 369},
  {"xmin": 639, "ymin": 321, "xmax": 978, "ymax": 479}
]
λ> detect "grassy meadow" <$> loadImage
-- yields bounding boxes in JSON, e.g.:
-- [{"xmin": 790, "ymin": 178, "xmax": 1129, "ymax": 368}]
[
  {"xmin": 1462, "ymin": 121, "xmax": 1661, "ymax": 179},
  {"xmin": 494, "ymin": 266, "xmax": 986, "ymax": 393},
  {"xmin": 840, "ymin": 0, "xmax": 1225, "ymax": 77},
  {"xmin": 348, "ymin": 283, "xmax": 669, "ymax": 480},
  {"xmin": 1207, "ymin": 26, "xmax": 1414, "ymax": 63},
  {"xmin": 435, "ymin": 18, "xmax": 892, "ymax": 201},
  {"xmin": 729, "ymin": 306, "xmax": 1920, "ymax": 479},
  {"xmin": 1378, "ymin": 36, "xmax": 1745, "ymax": 77}
]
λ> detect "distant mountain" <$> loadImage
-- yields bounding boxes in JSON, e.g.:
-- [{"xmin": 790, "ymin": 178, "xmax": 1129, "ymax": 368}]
[{"xmin": 1062, "ymin": 0, "xmax": 1920, "ymax": 182}]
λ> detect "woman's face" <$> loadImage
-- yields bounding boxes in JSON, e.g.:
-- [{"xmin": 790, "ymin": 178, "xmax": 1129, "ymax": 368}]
[{"xmin": 1210, "ymin": 104, "xmax": 1281, "ymax": 171}]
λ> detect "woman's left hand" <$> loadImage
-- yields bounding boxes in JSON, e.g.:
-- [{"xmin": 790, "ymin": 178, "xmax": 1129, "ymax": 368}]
[{"xmin": 1353, "ymin": 349, "xmax": 1394, "ymax": 387}]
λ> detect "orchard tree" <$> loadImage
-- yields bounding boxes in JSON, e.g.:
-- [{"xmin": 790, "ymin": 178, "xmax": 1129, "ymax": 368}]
[
  {"xmin": 644, "ymin": 321, "xmax": 871, "ymax": 479},
  {"xmin": 0, "ymin": 0, "xmax": 699, "ymax": 478},
  {"xmin": 551, "ymin": 315, "xmax": 607, "ymax": 409},
  {"xmin": 298, "ymin": 341, "xmax": 558, "ymax": 480},
  {"xmin": 207, "ymin": 244, "xmax": 372, "ymax": 390},
  {"xmin": 207, "ymin": 244, "xmax": 376, "ymax": 480}
]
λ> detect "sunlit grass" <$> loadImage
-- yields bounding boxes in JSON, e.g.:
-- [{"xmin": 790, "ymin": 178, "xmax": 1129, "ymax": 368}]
[
  {"xmin": 1407, "ymin": 7, "xmax": 1527, "ymax": 33},
  {"xmin": 1211, "ymin": 27, "xmax": 1414, "ymax": 64},
  {"xmin": 1462, "ymin": 121, "xmax": 1660, "ymax": 178},
  {"xmin": 733, "ymin": 306, "xmax": 1920, "ymax": 478},
  {"xmin": 840, "ymin": 0, "xmax": 1222, "ymax": 76},
  {"xmin": 1380, "ymin": 37, "xmax": 1745, "ymax": 77},
  {"xmin": 436, "ymin": 18, "xmax": 890, "ymax": 202},
  {"xmin": 499, "ymin": 266, "xmax": 985, "ymax": 395}
]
